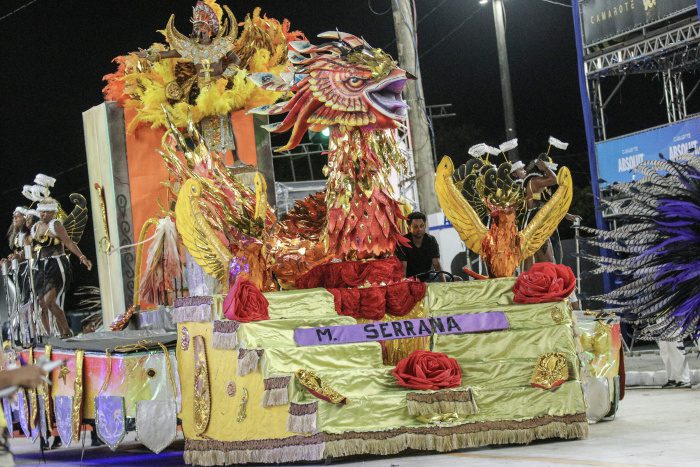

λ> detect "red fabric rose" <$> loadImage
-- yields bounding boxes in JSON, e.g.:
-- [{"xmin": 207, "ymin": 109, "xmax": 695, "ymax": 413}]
[
  {"xmin": 513, "ymin": 262, "xmax": 576, "ymax": 304},
  {"xmin": 391, "ymin": 350, "xmax": 462, "ymax": 390},
  {"xmin": 223, "ymin": 277, "xmax": 269, "ymax": 322}
]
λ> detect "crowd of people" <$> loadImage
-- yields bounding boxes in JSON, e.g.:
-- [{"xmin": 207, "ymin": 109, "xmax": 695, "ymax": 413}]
[{"xmin": 1, "ymin": 175, "xmax": 92, "ymax": 345}]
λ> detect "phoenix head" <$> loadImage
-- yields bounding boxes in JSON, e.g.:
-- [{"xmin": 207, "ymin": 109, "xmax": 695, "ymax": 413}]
[{"xmin": 249, "ymin": 31, "xmax": 410, "ymax": 150}]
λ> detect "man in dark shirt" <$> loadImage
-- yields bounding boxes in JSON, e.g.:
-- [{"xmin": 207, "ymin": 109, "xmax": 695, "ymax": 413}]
[{"xmin": 396, "ymin": 211, "xmax": 443, "ymax": 281}]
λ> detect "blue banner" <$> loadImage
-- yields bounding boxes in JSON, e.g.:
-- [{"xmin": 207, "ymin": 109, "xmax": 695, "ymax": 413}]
[{"xmin": 595, "ymin": 116, "xmax": 700, "ymax": 185}]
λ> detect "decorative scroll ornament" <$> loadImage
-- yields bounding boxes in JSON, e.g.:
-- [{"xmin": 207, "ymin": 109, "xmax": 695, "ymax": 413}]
[
  {"xmin": 95, "ymin": 396, "xmax": 126, "ymax": 451},
  {"xmin": 72, "ymin": 350, "xmax": 85, "ymax": 442},
  {"xmin": 193, "ymin": 335, "xmax": 211, "ymax": 435},
  {"xmin": 531, "ymin": 353, "xmax": 569, "ymax": 390},
  {"xmin": 236, "ymin": 388, "xmax": 249, "ymax": 423},
  {"xmin": 54, "ymin": 395, "xmax": 73, "ymax": 447},
  {"xmin": 295, "ymin": 369, "xmax": 347, "ymax": 405}
]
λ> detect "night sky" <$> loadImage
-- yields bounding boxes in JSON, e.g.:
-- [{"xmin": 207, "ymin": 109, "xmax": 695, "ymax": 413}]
[{"xmin": 0, "ymin": 0, "xmax": 679, "ymax": 295}]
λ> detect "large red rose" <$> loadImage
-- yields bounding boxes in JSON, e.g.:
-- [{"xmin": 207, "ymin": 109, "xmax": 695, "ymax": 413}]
[
  {"xmin": 513, "ymin": 262, "xmax": 576, "ymax": 304},
  {"xmin": 392, "ymin": 350, "xmax": 462, "ymax": 390},
  {"xmin": 223, "ymin": 277, "xmax": 269, "ymax": 322}
]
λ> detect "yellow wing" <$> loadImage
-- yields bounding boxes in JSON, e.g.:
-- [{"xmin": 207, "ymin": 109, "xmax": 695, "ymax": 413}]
[
  {"xmin": 435, "ymin": 156, "xmax": 488, "ymax": 254},
  {"xmin": 175, "ymin": 179, "xmax": 232, "ymax": 287},
  {"xmin": 519, "ymin": 166, "xmax": 574, "ymax": 259}
]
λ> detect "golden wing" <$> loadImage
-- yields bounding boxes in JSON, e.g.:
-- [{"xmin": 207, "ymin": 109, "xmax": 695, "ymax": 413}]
[
  {"xmin": 435, "ymin": 156, "xmax": 488, "ymax": 254},
  {"xmin": 63, "ymin": 194, "xmax": 89, "ymax": 245},
  {"xmin": 519, "ymin": 166, "xmax": 574, "ymax": 259},
  {"xmin": 175, "ymin": 179, "xmax": 232, "ymax": 287},
  {"xmin": 164, "ymin": 14, "xmax": 190, "ymax": 52}
]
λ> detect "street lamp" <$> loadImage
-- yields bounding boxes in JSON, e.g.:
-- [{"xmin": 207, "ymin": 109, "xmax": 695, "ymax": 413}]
[{"xmin": 479, "ymin": 0, "xmax": 518, "ymax": 160}]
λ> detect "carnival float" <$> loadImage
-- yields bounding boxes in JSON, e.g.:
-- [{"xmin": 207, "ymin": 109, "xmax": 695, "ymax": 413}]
[{"xmin": 0, "ymin": 0, "xmax": 629, "ymax": 464}]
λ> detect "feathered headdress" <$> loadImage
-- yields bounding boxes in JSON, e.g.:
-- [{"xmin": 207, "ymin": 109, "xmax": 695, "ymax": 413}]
[
  {"xmin": 37, "ymin": 198, "xmax": 59, "ymax": 212},
  {"xmin": 22, "ymin": 184, "xmax": 50, "ymax": 202},
  {"xmin": 192, "ymin": 0, "xmax": 223, "ymax": 36},
  {"xmin": 34, "ymin": 174, "xmax": 56, "ymax": 188}
]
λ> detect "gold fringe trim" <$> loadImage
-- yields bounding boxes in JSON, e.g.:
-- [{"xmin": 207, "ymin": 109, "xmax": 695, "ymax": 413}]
[
  {"xmin": 324, "ymin": 421, "xmax": 589, "ymax": 458},
  {"xmin": 237, "ymin": 349, "xmax": 262, "ymax": 376},
  {"xmin": 261, "ymin": 388, "xmax": 288, "ymax": 407},
  {"xmin": 286, "ymin": 412, "xmax": 317, "ymax": 434},
  {"xmin": 184, "ymin": 443, "xmax": 325, "ymax": 466},
  {"xmin": 407, "ymin": 399, "xmax": 478, "ymax": 417},
  {"xmin": 182, "ymin": 418, "xmax": 588, "ymax": 464},
  {"xmin": 406, "ymin": 388, "xmax": 478, "ymax": 416}
]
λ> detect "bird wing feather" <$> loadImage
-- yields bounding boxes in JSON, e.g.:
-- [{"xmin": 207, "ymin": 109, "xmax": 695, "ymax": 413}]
[
  {"xmin": 175, "ymin": 179, "xmax": 232, "ymax": 286},
  {"xmin": 519, "ymin": 166, "xmax": 573, "ymax": 259},
  {"xmin": 435, "ymin": 156, "xmax": 487, "ymax": 254}
]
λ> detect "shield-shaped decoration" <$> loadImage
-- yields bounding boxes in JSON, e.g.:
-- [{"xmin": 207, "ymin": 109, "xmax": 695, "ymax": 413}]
[
  {"xmin": 17, "ymin": 390, "xmax": 30, "ymax": 438},
  {"xmin": 94, "ymin": 395, "xmax": 126, "ymax": 451},
  {"xmin": 136, "ymin": 400, "xmax": 177, "ymax": 454},
  {"xmin": 37, "ymin": 397, "xmax": 48, "ymax": 443},
  {"xmin": 2, "ymin": 398, "xmax": 13, "ymax": 438},
  {"xmin": 54, "ymin": 396, "xmax": 73, "ymax": 447}
]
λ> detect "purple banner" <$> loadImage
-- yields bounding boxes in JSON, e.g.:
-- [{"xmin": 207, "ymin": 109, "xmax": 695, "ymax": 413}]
[{"xmin": 294, "ymin": 312, "xmax": 509, "ymax": 347}]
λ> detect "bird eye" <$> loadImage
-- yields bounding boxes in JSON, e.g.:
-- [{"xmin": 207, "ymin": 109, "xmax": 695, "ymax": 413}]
[{"xmin": 347, "ymin": 77, "xmax": 365, "ymax": 87}]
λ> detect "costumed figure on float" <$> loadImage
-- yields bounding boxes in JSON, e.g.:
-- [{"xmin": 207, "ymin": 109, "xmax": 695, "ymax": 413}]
[
  {"xmin": 104, "ymin": 0, "xmax": 305, "ymax": 154},
  {"xmin": 30, "ymin": 196, "xmax": 91, "ymax": 338},
  {"xmin": 1, "ymin": 207, "xmax": 30, "ymax": 345},
  {"xmin": 103, "ymin": 0, "xmax": 307, "ymax": 300},
  {"xmin": 434, "ymin": 140, "xmax": 573, "ymax": 278}
]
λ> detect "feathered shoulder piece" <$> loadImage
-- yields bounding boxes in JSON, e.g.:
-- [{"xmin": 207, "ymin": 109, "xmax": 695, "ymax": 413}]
[{"xmin": 583, "ymin": 156, "xmax": 700, "ymax": 340}]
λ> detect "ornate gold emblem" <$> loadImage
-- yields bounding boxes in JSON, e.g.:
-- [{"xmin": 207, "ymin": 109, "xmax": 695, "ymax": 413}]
[
  {"xmin": 58, "ymin": 365, "xmax": 70, "ymax": 385},
  {"xmin": 165, "ymin": 81, "xmax": 183, "ymax": 100},
  {"xmin": 236, "ymin": 388, "xmax": 248, "ymax": 423},
  {"xmin": 551, "ymin": 307, "xmax": 565, "ymax": 324},
  {"xmin": 295, "ymin": 369, "xmax": 347, "ymax": 404},
  {"xmin": 530, "ymin": 353, "xmax": 569, "ymax": 390}
]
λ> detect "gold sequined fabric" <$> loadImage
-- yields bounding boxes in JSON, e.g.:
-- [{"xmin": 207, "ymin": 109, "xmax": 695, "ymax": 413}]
[
  {"xmin": 295, "ymin": 369, "xmax": 347, "ymax": 404},
  {"xmin": 72, "ymin": 350, "xmax": 85, "ymax": 442},
  {"xmin": 27, "ymin": 349, "xmax": 37, "ymax": 432},
  {"xmin": 193, "ymin": 336, "xmax": 211, "ymax": 435},
  {"xmin": 530, "ymin": 353, "xmax": 569, "ymax": 390}
]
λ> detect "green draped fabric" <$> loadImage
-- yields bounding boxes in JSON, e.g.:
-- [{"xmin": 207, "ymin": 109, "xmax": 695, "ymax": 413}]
[{"xmin": 264, "ymin": 288, "xmax": 337, "ymax": 319}]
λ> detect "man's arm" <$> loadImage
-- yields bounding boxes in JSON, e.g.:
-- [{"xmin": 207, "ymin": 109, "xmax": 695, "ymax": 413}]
[
  {"xmin": 431, "ymin": 257, "xmax": 446, "ymax": 281},
  {"xmin": 429, "ymin": 236, "xmax": 445, "ymax": 282},
  {"xmin": 528, "ymin": 160, "xmax": 557, "ymax": 193}
]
